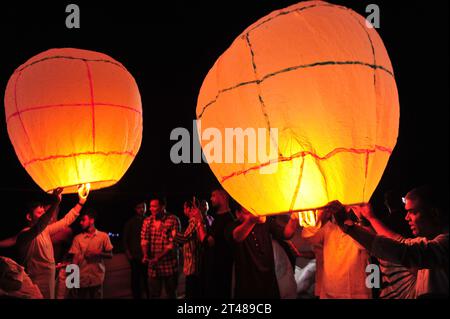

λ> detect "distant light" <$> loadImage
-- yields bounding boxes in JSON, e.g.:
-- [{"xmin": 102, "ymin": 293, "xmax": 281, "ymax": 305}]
[{"xmin": 402, "ymin": 197, "xmax": 406, "ymax": 204}]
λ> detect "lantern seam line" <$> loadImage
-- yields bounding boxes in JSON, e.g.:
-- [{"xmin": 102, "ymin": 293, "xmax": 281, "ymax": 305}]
[
  {"xmin": 84, "ymin": 61, "xmax": 96, "ymax": 152},
  {"xmin": 14, "ymin": 56, "xmax": 125, "ymax": 74},
  {"xmin": 197, "ymin": 60, "xmax": 394, "ymax": 119},
  {"xmin": 13, "ymin": 71, "xmax": 35, "ymax": 159},
  {"xmin": 219, "ymin": 145, "xmax": 392, "ymax": 183},
  {"xmin": 197, "ymin": 1, "xmax": 393, "ymax": 120},
  {"xmin": 22, "ymin": 151, "xmax": 136, "ymax": 168},
  {"xmin": 288, "ymin": 156, "xmax": 305, "ymax": 213},
  {"xmin": 244, "ymin": 32, "xmax": 282, "ymax": 157},
  {"xmin": 6, "ymin": 103, "xmax": 142, "ymax": 124},
  {"xmin": 247, "ymin": 3, "xmax": 350, "ymax": 34},
  {"xmin": 349, "ymin": 12, "xmax": 377, "ymax": 86},
  {"xmin": 348, "ymin": 12, "xmax": 378, "ymax": 201}
]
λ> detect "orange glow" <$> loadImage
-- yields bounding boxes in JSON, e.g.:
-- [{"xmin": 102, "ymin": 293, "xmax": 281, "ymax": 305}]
[
  {"xmin": 4, "ymin": 48, "xmax": 142, "ymax": 194},
  {"xmin": 196, "ymin": 1, "xmax": 399, "ymax": 216}
]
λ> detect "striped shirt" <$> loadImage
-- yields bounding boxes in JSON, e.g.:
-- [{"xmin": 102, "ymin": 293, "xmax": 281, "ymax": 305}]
[
  {"xmin": 174, "ymin": 217, "xmax": 202, "ymax": 276},
  {"xmin": 372, "ymin": 233, "xmax": 449, "ymax": 298},
  {"xmin": 379, "ymin": 260, "xmax": 417, "ymax": 299}
]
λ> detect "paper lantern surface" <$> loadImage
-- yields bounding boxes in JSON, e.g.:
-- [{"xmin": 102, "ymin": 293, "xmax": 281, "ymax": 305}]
[
  {"xmin": 196, "ymin": 1, "xmax": 399, "ymax": 215},
  {"xmin": 4, "ymin": 48, "xmax": 142, "ymax": 193}
]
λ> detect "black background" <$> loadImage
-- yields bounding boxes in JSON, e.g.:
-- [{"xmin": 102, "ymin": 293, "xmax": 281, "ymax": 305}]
[{"xmin": 0, "ymin": 0, "xmax": 448, "ymax": 255}]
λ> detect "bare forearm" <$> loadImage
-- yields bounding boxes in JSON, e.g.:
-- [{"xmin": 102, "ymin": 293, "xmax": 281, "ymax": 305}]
[
  {"xmin": 48, "ymin": 204, "xmax": 82, "ymax": 234},
  {"xmin": 233, "ymin": 220, "xmax": 256, "ymax": 242},
  {"xmin": 0, "ymin": 235, "xmax": 18, "ymax": 248}
]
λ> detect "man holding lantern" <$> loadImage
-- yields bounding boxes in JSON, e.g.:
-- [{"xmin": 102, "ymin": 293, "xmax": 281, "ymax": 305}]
[
  {"xmin": 300, "ymin": 205, "xmax": 372, "ymax": 299},
  {"xmin": 225, "ymin": 205, "xmax": 298, "ymax": 298},
  {"xmin": 331, "ymin": 186, "xmax": 448, "ymax": 299},
  {"xmin": 15, "ymin": 184, "xmax": 90, "ymax": 299}
]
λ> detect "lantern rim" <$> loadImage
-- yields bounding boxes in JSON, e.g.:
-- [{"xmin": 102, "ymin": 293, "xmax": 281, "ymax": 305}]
[{"xmin": 44, "ymin": 179, "xmax": 118, "ymax": 194}]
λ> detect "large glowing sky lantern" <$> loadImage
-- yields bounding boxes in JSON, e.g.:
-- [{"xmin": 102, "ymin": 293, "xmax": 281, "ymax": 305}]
[
  {"xmin": 196, "ymin": 1, "xmax": 399, "ymax": 223},
  {"xmin": 4, "ymin": 48, "xmax": 142, "ymax": 194}
]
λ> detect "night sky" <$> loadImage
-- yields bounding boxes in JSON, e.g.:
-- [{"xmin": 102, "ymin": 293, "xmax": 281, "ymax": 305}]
[{"xmin": 0, "ymin": 1, "xmax": 448, "ymax": 252}]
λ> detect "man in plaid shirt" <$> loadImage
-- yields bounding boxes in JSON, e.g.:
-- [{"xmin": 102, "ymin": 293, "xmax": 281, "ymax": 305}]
[{"xmin": 141, "ymin": 196, "xmax": 180, "ymax": 298}]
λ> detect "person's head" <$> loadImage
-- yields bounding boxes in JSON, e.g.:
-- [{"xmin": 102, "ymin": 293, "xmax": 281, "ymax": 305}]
[
  {"xmin": 404, "ymin": 185, "xmax": 447, "ymax": 238},
  {"xmin": 80, "ymin": 208, "xmax": 98, "ymax": 231},
  {"xmin": 210, "ymin": 189, "xmax": 229, "ymax": 210},
  {"xmin": 149, "ymin": 196, "xmax": 166, "ymax": 217},
  {"xmin": 183, "ymin": 201, "xmax": 192, "ymax": 218},
  {"xmin": 25, "ymin": 202, "xmax": 45, "ymax": 225},
  {"xmin": 134, "ymin": 201, "xmax": 147, "ymax": 216}
]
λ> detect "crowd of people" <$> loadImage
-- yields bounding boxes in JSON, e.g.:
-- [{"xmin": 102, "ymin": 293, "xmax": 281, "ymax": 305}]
[{"xmin": 0, "ymin": 184, "xmax": 448, "ymax": 299}]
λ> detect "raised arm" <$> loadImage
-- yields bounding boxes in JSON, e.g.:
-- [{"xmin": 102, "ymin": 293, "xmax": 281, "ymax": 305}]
[
  {"xmin": 173, "ymin": 221, "xmax": 196, "ymax": 245},
  {"xmin": 174, "ymin": 206, "xmax": 207, "ymax": 245},
  {"xmin": 191, "ymin": 201, "xmax": 208, "ymax": 243},
  {"xmin": 354, "ymin": 203, "xmax": 402, "ymax": 240},
  {"xmin": 47, "ymin": 184, "xmax": 89, "ymax": 235},
  {"xmin": 232, "ymin": 214, "xmax": 264, "ymax": 243},
  {"xmin": 333, "ymin": 202, "xmax": 449, "ymax": 269}
]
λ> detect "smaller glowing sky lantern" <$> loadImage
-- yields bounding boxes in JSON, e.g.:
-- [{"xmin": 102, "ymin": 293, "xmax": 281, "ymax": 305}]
[
  {"xmin": 4, "ymin": 48, "xmax": 142, "ymax": 194},
  {"xmin": 196, "ymin": 1, "xmax": 399, "ymax": 225}
]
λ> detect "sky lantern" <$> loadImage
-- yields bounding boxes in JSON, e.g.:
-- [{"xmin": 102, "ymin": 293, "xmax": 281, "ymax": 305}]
[
  {"xmin": 4, "ymin": 48, "xmax": 142, "ymax": 194},
  {"xmin": 196, "ymin": 1, "xmax": 399, "ymax": 221}
]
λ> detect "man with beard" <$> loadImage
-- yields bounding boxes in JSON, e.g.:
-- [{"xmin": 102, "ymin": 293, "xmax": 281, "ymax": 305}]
[{"xmin": 69, "ymin": 208, "xmax": 113, "ymax": 299}]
